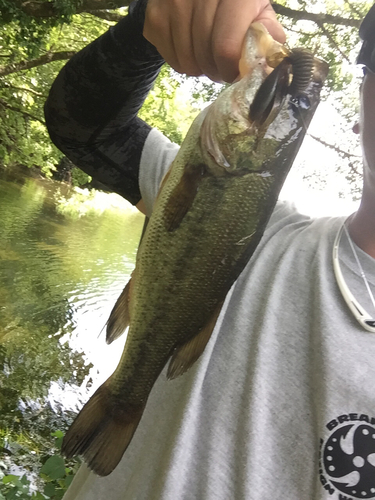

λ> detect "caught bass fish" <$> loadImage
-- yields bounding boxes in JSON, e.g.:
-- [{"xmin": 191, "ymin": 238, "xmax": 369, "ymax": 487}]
[{"xmin": 62, "ymin": 24, "xmax": 329, "ymax": 476}]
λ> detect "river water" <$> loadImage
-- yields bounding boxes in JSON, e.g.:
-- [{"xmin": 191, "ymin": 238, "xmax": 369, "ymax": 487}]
[
  {"xmin": 0, "ymin": 159, "xmax": 360, "ymax": 482},
  {"xmin": 0, "ymin": 168, "xmax": 144, "ymax": 473}
]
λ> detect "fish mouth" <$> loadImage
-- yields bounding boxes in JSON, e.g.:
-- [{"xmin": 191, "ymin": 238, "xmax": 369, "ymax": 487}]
[
  {"xmin": 249, "ymin": 51, "xmax": 327, "ymax": 129},
  {"xmin": 240, "ymin": 24, "xmax": 328, "ymax": 130},
  {"xmin": 238, "ymin": 23, "xmax": 289, "ymax": 80},
  {"xmin": 199, "ymin": 24, "xmax": 329, "ymax": 171}
]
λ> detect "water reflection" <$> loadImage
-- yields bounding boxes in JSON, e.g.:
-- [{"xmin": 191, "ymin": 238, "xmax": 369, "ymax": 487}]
[{"xmin": 0, "ymin": 169, "xmax": 143, "ymax": 474}]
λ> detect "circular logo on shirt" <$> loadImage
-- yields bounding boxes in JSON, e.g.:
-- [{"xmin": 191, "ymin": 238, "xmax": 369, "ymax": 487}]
[{"xmin": 320, "ymin": 414, "xmax": 375, "ymax": 499}]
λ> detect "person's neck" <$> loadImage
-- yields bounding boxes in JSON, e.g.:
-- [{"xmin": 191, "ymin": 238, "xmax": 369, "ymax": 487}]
[{"xmin": 348, "ymin": 180, "xmax": 375, "ymax": 258}]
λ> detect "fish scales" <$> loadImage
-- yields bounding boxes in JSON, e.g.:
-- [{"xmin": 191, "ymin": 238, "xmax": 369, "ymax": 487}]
[
  {"xmin": 118, "ymin": 174, "xmax": 274, "ymax": 380},
  {"xmin": 62, "ymin": 24, "xmax": 329, "ymax": 476},
  {"xmin": 122, "ymin": 162, "xmax": 273, "ymax": 373}
]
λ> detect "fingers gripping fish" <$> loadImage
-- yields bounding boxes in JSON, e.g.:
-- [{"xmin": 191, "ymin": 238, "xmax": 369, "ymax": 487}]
[{"xmin": 62, "ymin": 24, "xmax": 329, "ymax": 476}]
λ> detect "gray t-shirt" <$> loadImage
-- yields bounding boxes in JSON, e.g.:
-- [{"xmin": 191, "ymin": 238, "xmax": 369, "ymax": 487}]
[{"xmin": 63, "ymin": 129, "xmax": 375, "ymax": 500}]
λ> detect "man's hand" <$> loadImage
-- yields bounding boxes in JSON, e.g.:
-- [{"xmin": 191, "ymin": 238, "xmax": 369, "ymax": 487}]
[{"xmin": 143, "ymin": 0, "xmax": 286, "ymax": 83}]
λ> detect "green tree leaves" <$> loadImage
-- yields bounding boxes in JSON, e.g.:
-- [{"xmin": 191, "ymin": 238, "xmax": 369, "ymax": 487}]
[
  {"xmin": 0, "ymin": 9, "xmax": 111, "ymax": 177},
  {"xmin": 0, "ymin": 431, "xmax": 80, "ymax": 499},
  {"xmin": 0, "ymin": 0, "xmax": 369, "ymax": 182},
  {"xmin": 41, "ymin": 456, "xmax": 66, "ymax": 480}
]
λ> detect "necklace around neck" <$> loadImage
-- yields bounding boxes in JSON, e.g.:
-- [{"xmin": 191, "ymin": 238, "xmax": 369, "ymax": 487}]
[{"xmin": 332, "ymin": 216, "xmax": 375, "ymax": 332}]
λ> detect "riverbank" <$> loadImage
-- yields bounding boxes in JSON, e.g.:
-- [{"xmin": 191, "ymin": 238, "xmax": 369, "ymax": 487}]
[{"xmin": 0, "ymin": 162, "xmax": 139, "ymax": 218}]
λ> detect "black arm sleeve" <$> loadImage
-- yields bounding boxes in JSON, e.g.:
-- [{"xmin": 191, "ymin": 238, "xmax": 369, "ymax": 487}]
[{"xmin": 44, "ymin": 0, "xmax": 164, "ymax": 205}]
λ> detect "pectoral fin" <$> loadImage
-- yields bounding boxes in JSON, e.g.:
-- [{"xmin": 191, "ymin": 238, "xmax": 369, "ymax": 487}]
[
  {"xmin": 163, "ymin": 163, "xmax": 206, "ymax": 232},
  {"xmin": 167, "ymin": 302, "xmax": 223, "ymax": 380},
  {"xmin": 106, "ymin": 278, "xmax": 132, "ymax": 344}
]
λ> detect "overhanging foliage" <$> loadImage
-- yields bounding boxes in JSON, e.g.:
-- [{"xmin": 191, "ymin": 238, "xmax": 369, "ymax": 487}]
[{"xmin": 0, "ymin": 0, "xmax": 369, "ymax": 183}]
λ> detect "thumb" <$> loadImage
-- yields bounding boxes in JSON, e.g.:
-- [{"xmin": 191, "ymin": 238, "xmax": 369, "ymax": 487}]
[{"xmin": 257, "ymin": 6, "xmax": 286, "ymax": 44}]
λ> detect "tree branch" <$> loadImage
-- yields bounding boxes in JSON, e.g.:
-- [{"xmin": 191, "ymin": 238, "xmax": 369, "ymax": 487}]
[
  {"xmin": 4, "ymin": 84, "xmax": 47, "ymax": 98},
  {"xmin": 19, "ymin": 0, "xmax": 362, "ymax": 28},
  {"xmin": 21, "ymin": 0, "xmax": 131, "ymax": 17},
  {"xmin": 317, "ymin": 22, "xmax": 351, "ymax": 64},
  {"xmin": 0, "ymin": 98, "xmax": 45, "ymax": 125},
  {"xmin": 272, "ymin": 3, "xmax": 361, "ymax": 28},
  {"xmin": 309, "ymin": 134, "xmax": 362, "ymax": 176},
  {"xmin": 86, "ymin": 10, "xmax": 125, "ymax": 22},
  {"xmin": 310, "ymin": 134, "xmax": 361, "ymax": 158},
  {"xmin": 0, "ymin": 51, "xmax": 76, "ymax": 77}
]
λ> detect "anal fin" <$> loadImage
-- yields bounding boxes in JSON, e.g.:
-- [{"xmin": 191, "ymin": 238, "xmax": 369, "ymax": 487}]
[{"xmin": 167, "ymin": 302, "xmax": 223, "ymax": 380}]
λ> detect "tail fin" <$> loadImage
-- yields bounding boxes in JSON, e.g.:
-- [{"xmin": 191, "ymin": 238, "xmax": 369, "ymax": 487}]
[{"xmin": 62, "ymin": 381, "xmax": 143, "ymax": 476}]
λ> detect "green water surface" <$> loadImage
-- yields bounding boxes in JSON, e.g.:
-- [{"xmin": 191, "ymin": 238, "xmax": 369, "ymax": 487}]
[{"xmin": 0, "ymin": 169, "xmax": 143, "ymax": 476}]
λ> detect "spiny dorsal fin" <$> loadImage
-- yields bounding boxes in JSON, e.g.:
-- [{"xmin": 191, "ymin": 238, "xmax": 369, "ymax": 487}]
[
  {"xmin": 163, "ymin": 163, "xmax": 206, "ymax": 232},
  {"xmin": 167, "ymin": 302, "xmax": 223, "ymax": 380},
  {"xmin": 106, "ymin": 278, "xmax": 131, "ymax": 344}
]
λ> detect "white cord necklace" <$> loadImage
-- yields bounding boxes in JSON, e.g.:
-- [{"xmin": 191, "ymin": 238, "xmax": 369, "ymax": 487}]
[{"xmin": 332, "ymin": 216, "xmax": 375, "ymax": 332}]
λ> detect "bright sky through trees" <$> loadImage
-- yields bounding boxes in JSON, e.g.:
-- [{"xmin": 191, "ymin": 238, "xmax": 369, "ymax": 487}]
[{"xmin": 0, "ymin": 0, "xmax": 370, "ymax": 211}]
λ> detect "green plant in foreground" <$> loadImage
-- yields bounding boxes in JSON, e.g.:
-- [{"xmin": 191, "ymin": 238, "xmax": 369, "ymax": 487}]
[{"xmin": 0, "ymin": 431, "xmax": 80, "ymax": 499}]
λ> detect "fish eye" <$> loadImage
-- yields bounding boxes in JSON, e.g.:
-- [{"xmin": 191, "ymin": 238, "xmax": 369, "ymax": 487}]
[{"xmin": 292, "ymin": 94, "xmax": 311, "ymax": 110}]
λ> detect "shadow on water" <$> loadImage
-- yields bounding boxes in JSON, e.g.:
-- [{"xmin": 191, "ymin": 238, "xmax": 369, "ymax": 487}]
[{"xmin": 0, "ymin": 168, "xmax": 144, "ymax": 477}]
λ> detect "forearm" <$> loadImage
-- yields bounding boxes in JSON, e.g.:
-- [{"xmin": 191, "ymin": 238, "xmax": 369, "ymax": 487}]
[{"xmin": 44, "ymin": 0, "xmax": 164, "ymax": 204}]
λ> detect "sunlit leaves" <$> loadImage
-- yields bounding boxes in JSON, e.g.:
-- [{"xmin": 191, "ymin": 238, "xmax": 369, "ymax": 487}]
[
  {"xmin": 0, "ymin": 431, "xmax": 80, "ymax": 499},
  {"xmin": 139, "ymin": 66, "xmax": 200, "ymax": 145},
  {"xmin": 0, "ymin": 0, "xmax": 370, "ymax": 182},
  {"xmin": 0, "ymin": 12, "xmax": 110, "ymax": 175}
]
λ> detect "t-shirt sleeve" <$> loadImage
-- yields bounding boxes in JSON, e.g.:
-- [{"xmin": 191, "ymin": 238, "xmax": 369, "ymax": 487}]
[
  {"xmin": 262, "ymin": 199, "xmax": 312, "ymax": 245},
  {"xmin": 139, "ymin": 128, "xmax": 180, "ymax": 217}
]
